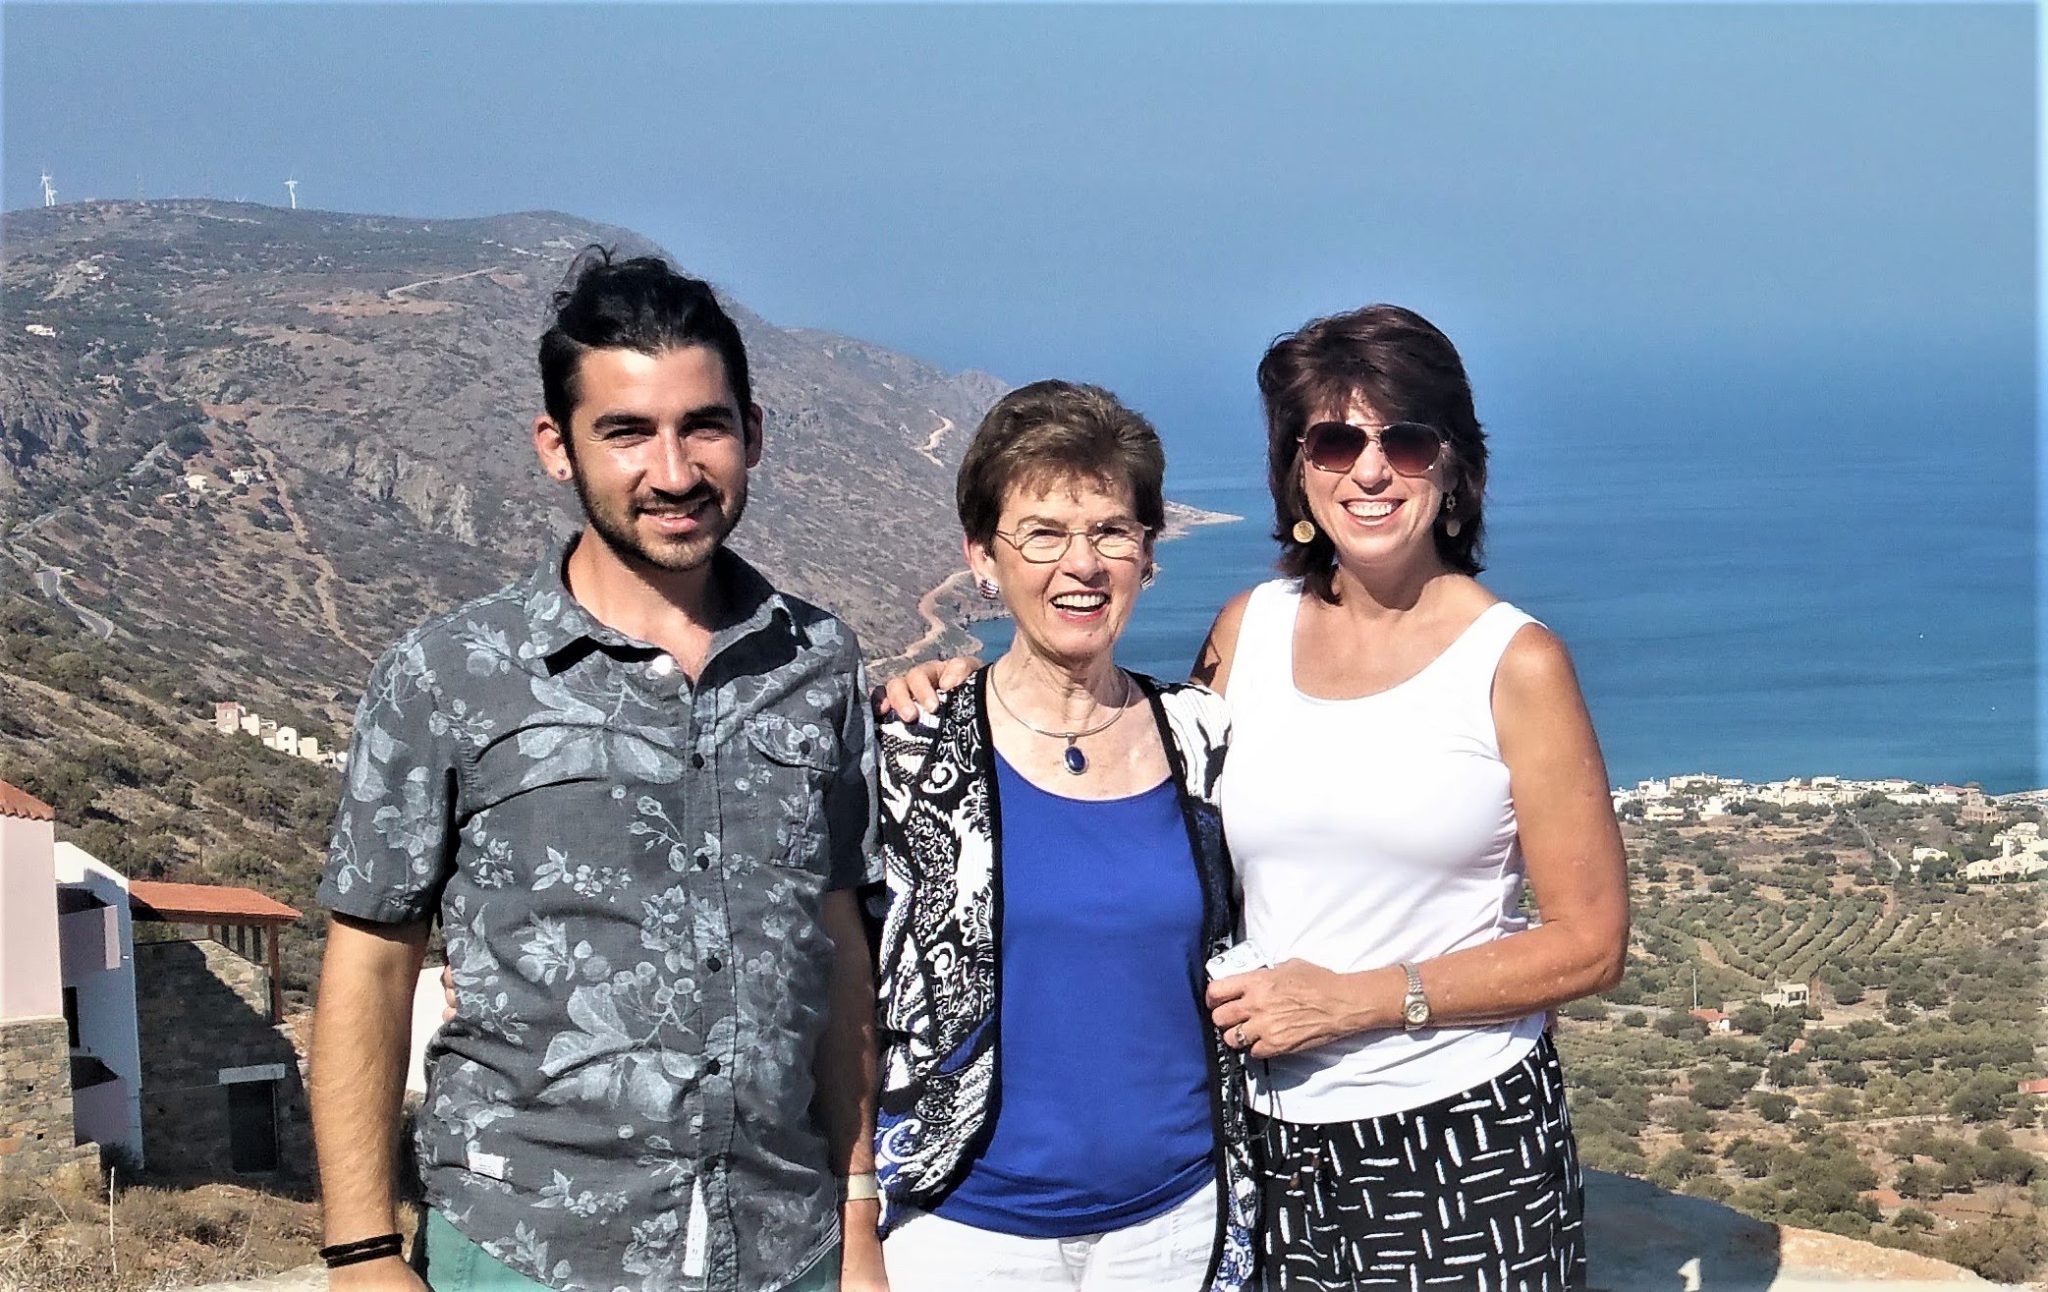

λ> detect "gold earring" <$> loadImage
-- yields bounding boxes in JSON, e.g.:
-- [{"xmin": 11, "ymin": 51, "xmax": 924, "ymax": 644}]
[{"xmin": 1291, "ymin": 519, "xmax": 1316, "ymax": 544}]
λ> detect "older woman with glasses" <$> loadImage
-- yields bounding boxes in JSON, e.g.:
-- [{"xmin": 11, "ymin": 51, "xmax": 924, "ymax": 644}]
[
  {"xmin": 871, "ymin": 380, "xmax": 1257, "ymax": 1292},
  {"xmin": 887, "ymin": 306, "xmax": 1627, "ymax": 1291}
]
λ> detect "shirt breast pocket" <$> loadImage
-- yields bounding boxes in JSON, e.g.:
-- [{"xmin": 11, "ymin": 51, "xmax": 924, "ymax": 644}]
[{"xmin": 743, "ymin": 714, "xmax": 837, "ymax": 872}]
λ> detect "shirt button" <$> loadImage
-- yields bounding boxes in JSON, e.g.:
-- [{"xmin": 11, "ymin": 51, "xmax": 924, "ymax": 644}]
[
  {"xmin": 690, "ymin": 752, "xmax": 706, "ymax": 770},
  {"xmin": 705, "ymin": 955, "xmax": 723, "ymax": 972},
  {"xmin": 705, "ymin": 1059, "xmax": 722, "ymax": 1077},
  {"xmin": 649, "ymin": 654, "xmax": 676, "ymax": 677},
  {"xmin": 694, "ymin": 852, "xmax": 711, "ymax": 870}
]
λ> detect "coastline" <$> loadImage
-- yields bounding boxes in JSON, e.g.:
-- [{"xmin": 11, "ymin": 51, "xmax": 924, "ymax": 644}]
[
  {"xmin": 871, "ymin": 504, "xmax": 1246, "ymax": 676},
  {"xmin": 1161, "ymin": 499, "xmax": 1244, "ymax": 540}
]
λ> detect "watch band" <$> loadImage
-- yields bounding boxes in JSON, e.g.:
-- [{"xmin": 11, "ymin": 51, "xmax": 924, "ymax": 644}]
[{"xmin": 1399, "ymin": 961, "xmax": 1431, "ymax": 1031}]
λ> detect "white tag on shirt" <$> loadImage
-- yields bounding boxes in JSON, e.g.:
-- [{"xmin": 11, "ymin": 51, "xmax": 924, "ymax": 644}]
[
  {"xmin": 682, "ymin": 1178, "xmax": 708, "ymax": 1278},
  {"xmin": 467, "ymin": 1149, "xmax": 508, "ymax": 1181}
]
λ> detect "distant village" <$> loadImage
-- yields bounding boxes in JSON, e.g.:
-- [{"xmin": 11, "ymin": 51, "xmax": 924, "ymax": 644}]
[
  {"xmin": 1612, "ymin": 773, "xmax": 2044, "ymax": 883},
  {"xmin": 211, "ymin": 700, "xmax": 347, "ymax": 772}
]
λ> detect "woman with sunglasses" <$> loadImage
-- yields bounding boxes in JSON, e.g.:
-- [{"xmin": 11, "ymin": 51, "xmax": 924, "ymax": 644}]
[
  {"xmin": 1195, "ymin": 304, "xmax": 1627, "ymax": 1291},
  {"xmin": 885, "ymin": 306, "xmax": 1627, "ymax": 1290},
  {"xmin": 873, "ymin": 380, "xmax": 1258, "ymax": 1292}
]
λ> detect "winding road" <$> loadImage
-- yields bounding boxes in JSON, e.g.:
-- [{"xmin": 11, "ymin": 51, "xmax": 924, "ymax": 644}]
[
  {"xmin": 915, "ymin": 413, "xmax": 955, "ymax": 468},
  {"xmin": 32, "ymin": 566, "xmax": 114, "ymax": 641}
]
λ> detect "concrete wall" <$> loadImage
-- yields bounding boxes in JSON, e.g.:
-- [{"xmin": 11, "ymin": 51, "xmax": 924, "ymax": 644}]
[
  {"xmin": 53, "ymin": 843, "xmax": 143, "ymax": 1162},
  {"xmin": 134, "ymin": 939, "xmax": 310, "ymax": 1180},
  {"xmin": 0, "ymin": 814, "xmax": 61, "ymax": 1022}
]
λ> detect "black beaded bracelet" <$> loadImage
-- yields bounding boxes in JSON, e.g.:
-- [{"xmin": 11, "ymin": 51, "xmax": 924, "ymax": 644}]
[{"xmin": 320, "ymin": 1233, "xmax": 405, "ymax": 1268}]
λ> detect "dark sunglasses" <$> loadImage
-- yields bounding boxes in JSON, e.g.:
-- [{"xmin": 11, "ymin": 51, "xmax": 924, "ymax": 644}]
[{"xmin": 1298, "ymin": 421, "xmax": 1445, "ymax": 477}]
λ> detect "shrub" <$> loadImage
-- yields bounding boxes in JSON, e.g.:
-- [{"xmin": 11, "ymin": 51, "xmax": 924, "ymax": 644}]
[
  {"xmin": 1562, "ymin": 998, "xmax": 1608, "ymax": 1022},
  {"xmin": 1941, "ymin": 1217, "xmax": 2045, "ymax": 1284},
  {"xmin": 1751, "ymin": 1092, "xmax": 1796, "ymax": 1123},
  {"xmin": 1949, "ymin": 1074, "xmax": 2013, "ymax": 1123}
]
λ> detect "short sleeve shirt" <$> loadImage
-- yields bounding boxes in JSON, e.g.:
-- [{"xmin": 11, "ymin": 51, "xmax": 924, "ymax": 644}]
[{"xmin": 318, "ymin": 538, "xmax": 880, "ymax": 1292}]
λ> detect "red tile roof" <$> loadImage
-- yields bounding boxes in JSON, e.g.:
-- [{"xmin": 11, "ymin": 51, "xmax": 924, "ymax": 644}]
[
  {"xmin": 0, "ymin": 780, "xmax": 55, "ymax": 822},
  {"xmin": 128, "ymin": 880, "xmax": 301, "ymax": 924}
]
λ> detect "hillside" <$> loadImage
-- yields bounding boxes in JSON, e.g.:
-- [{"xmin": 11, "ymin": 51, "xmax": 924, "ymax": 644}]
[
  {"xmin": 1556, "ymin": 805, "xmax": 2046, "ymax": 1283},
  {"xmin": 1, "ymin": 200, "xmax": 1008, "ymax": 730}
]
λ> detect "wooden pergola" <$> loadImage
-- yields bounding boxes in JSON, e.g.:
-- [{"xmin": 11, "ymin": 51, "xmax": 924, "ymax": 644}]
[{"xmin": 128, "ymin": 880, "xmax": 301, "ymax": 1022}]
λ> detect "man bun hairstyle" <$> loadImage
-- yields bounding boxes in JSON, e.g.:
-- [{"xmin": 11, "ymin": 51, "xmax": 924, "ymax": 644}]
[
  {"xmin": 539, "ymin": 246, "xmax": 753, "ymax": 433},
  {"xmin": 1258, "ymin": 303, "xmax": 1489, "ymax": 602}
]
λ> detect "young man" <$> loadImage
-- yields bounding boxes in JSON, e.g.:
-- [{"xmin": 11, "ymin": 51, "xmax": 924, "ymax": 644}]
[{"xmin": 310, "ymin": 251, "xmax": 885, "ymax": 1292}]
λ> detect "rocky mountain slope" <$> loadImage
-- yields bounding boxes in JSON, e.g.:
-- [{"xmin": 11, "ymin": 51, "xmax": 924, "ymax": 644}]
[{"xmin": 1, "ymin": 200, "xmax": 1008, "ymax": 722}]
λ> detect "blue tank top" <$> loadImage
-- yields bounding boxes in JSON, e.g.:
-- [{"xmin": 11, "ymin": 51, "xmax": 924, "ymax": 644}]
[{"xmin": 933, "ymin": 751, "xmax": 1215, "ymax": 1237}]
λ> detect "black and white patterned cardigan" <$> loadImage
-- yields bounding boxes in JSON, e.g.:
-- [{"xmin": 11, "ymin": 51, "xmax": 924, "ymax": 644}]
[{"xmin": 870, "ymin": 667, "xmax": 1258, "ymax": 1291}]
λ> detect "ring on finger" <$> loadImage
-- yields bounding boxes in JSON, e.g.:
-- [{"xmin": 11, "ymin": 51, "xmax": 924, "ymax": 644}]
[{"xmin": 1233, "ymin": 1025, "xmax": 1248, "ymax": 1048}]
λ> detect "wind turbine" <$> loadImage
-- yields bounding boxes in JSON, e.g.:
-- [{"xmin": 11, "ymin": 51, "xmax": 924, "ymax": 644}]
[
  {"xmin": 285, "ymin": 178, "xmax": 299, "ymax": 210},
  {"xmin": 40, "ymin": 172, "xmax": 56, "ymax": 207}
]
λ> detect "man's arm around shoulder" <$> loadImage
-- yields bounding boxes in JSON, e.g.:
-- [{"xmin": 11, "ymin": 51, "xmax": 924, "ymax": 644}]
[{"xmin": 310, "ymin": 913, "xmax": 432, "ymax": 1291}]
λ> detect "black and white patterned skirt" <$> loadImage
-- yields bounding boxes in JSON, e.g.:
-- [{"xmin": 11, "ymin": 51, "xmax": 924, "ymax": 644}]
[{"xmin": 1251, "ymin": 1033, "xmax": 1586, "ymax": 1291}]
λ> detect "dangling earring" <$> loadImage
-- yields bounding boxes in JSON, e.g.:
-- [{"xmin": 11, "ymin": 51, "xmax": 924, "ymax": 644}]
[
  {"xmin": 1291, "ymin": 519, "xmax": 1316, "ymax": 544},
  {"xmin": 1141, "ymin": 563, "xmax": 1159, "ymax": 589},
  {"xmin": 976, "ymin": 577, "xmax": 1000, "ymax": 602},
  {"xmin": 1442, "ymin": 493, "xmax": 1462, "ymax": 539}
]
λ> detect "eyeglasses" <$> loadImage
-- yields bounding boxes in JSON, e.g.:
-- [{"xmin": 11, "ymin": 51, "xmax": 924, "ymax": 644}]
[
  {"xmin": 993, "ymin": 522, "xmax": 1151, "ymax": 564},
  {"xmin": 1298, "ymin": 421, "xmax": 1445, "ymax": 477}
]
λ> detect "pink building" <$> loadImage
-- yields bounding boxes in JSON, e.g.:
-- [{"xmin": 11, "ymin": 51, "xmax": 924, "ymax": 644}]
[{"xmin": 0, "ymin": 781, "xmax": 99, "ymax": 1183}]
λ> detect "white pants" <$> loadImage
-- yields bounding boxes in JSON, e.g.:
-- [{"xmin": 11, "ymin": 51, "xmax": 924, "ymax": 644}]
[{"xmin": 884, "ymin": 1184, "xmax": 1217, "ymax": 1292}]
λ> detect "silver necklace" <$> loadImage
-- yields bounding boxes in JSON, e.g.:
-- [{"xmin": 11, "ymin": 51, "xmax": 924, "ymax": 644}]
[{"xmin": 988, "ymin": 668, "xmax": 1134, "ymax": 775}]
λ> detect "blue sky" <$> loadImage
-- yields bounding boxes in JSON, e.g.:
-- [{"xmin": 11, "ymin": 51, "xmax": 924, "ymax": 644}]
[{"xmin": 3, "ymin": 3, "xmax": 2031, "ymax": 457}]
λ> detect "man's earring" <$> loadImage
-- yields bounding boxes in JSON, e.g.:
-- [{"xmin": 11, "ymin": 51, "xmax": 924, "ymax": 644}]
[
  {"xmin": 1291, "ymin": 519, "xmax": 1317, "ymax": 544},
  {"xmin": 976, "ymin": 578, "xmax": 1000, "ymax": 602}
]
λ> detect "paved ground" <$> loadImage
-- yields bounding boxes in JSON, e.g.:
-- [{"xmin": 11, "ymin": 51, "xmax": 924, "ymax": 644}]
[
  {"xmin": 1585, "ymin": 1171, "xmax": 2011, "ymax": 1290},
  {"xmin": 170, "ymin": 1174, "xmax": 2021, "ymax": 1292}
]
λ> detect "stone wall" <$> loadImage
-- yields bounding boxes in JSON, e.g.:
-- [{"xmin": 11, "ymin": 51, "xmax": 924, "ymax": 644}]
[
  {"xmin": 0, "ymin": 1014, "xmax": 101, "ymax": 1186},
  {"xmin": 135, "ymin": 939, "xmax": 311, "ymax": 1181}
]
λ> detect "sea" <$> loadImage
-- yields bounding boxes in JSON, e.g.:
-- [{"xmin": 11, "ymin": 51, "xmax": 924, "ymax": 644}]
[{"xmin": 970, "ymin": 428, "xmax": 2037, "ymax": 794}]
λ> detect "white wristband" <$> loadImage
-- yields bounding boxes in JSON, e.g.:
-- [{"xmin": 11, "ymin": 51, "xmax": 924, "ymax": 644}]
[{"xmin": 837, "ymin": 1171, "xmax": 879, "ymax": 1203}]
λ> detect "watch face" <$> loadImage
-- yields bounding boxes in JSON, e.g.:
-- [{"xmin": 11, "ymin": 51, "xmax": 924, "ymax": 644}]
[{"xmin": 1405, "ymin": 999, "xmax": 1430, "ymax": 1026}]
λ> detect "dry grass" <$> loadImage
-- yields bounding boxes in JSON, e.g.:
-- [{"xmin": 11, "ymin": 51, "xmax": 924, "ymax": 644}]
[{"xmin": 0, "ymin": 1173, "xmax": 322, "ymax": 1292}]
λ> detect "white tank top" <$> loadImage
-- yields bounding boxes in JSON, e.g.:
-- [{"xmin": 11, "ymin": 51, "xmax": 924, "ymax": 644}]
[{"xmin": 1220, "ymin": 579, "xmax": 1545, "ymax": 1123}]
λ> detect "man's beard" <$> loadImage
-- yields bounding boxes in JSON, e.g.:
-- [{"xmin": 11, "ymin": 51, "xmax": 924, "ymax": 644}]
[{"xmin": 571, "ymin": 472, "xmax": 748, "ymax": 575}]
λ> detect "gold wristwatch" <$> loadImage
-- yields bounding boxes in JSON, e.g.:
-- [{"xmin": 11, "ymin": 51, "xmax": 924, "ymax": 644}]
[{"xmin": 1398, "ymin": 962, "xmax": 1432, "ymax": 1031}]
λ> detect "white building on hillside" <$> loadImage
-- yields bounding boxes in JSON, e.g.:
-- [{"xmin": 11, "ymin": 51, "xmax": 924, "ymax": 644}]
[
  {"xmin": 1964, "ymin": 854, "xmax": 2047, "ymax": 882},
  {"xmin": 52, "ymin": 842, "xmax": 143, "ymax": 1163}
]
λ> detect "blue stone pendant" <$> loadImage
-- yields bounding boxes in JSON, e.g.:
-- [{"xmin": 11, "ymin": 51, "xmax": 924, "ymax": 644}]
[{"xmin": 1062, "ymin": 743, "xmax": 1088, "ymax": 775}]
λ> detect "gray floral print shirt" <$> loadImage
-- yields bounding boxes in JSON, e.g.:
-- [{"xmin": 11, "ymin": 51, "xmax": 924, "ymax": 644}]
[{"xmin": 318, "ymin": 538, "xmax": 879, "ymax": 1292}]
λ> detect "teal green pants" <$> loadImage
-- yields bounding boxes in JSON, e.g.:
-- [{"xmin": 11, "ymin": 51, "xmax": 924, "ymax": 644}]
[{"xmin": 421, "ymin": 1210, "xmax": 840, "ymax": 1291}]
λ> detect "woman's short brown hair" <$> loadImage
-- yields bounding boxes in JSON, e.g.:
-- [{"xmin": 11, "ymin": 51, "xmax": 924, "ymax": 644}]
[
  {"xmin": 956, "ymin": 380, "xmax": 1166, "ymax": 548},
  {"xmin": 1258, "ymin": 304, "xmax": 1489, "ymax": 602}
]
